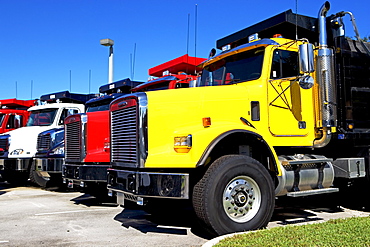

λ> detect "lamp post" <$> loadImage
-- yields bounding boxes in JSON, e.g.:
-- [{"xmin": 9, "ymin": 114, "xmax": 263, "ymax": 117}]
[{"xmin": 100, "ymin": 38, "xmax": 114, "ymax": 84}]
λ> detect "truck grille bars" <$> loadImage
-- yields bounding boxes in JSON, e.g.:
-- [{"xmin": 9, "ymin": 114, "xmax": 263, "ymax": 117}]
[
  {"xmin": 0, "ymin": 136, "xmax": 8, "ymax": 151},
  {"xmin": 65, "ymin": 120, "xmax": 82, "ymax": 161},
  {"xmin": 37, "ymin": 134, "xmax": 51, "ymax": 151},
  {"xmin": 111, "ymin": 93, "xmax": 148, "ymax": 168}
]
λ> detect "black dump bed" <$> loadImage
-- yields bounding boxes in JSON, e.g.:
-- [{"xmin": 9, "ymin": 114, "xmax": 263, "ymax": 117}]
[
  {"xmin": 216, "ymin": 10, "xmax": 317, "ymax": 49},
  {"xmin": 40, "ymin": 91, "xmax": 96, "ymax": 104}
]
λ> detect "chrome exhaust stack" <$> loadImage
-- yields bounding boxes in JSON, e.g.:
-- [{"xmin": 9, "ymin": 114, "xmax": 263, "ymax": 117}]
[{"xmin": 314, "ymin": 1, "xmax": 337, "ymax": 148}]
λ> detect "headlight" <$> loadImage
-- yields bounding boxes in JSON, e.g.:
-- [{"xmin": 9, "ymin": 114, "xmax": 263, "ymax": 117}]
[
  {"xmin": 50, "ymin": 145, "xmax": 64, "ymax": 155},
  {"xmin": 174, "ymin": 135, "xmax": 192, "ymax": 153}
]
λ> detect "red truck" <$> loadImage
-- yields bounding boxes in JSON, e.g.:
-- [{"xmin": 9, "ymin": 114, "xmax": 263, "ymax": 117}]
[
  {"xmin": 0, "ymin": 99, "xmax": 37, "ymax": 134},
  {"xmin": 63, "ymin": 55, "xmax": 205, "ymax": 199}
]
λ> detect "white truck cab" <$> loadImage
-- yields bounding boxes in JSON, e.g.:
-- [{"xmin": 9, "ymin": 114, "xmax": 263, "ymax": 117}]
[{"xmin": 0, "ymin": 91, "xmax": 95, "ymax": 185}]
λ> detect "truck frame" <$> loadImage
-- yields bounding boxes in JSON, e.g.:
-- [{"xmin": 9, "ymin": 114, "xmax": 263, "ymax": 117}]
[{"xmin": 106, "ymin": 1, "xmax": 370, "ymax": 236}]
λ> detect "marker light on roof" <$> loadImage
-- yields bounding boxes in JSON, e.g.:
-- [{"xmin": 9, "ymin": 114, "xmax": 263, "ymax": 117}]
[
  {"xmin": 222, "ymin": 44, "xmax": 231, "ymax": 52},
  {"xmin": 248, "ymin": 33, "xmax": 259, "ymax": 43},
  {"xmin": 273, "ymin": 34, "xmax": 283, "ymax": 38}
]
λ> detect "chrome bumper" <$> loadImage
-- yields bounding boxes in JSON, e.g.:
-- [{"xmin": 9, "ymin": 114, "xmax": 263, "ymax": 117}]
[
  {"xmin": 0, "ymin": 158, "xmax": 32, "ymax": 171},
  {"xmin": 34, "ymin": 158, "xmax": 64, "ymax": 173},
  {"xmin": 63, "ymin": 164, "xmax": 110, "ymax": 183},
  {"xmin": 107, "ymin": 169, "xmax": 189, "ymax": 205}
]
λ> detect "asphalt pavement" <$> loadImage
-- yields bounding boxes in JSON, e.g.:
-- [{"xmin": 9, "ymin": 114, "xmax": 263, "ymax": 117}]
[{"xmin": 0, "ymin": 182, "xmax": 369, "ymax": 247}]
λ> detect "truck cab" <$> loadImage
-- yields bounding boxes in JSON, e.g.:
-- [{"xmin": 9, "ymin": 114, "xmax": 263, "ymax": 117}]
[
  {"xmin": 0, "ymin": 91, "xmax": 95, "ymax": 185},
  {"xmin": 0, "ymin": 99, "xmax": 37, "ymax": 134},
  {"xmin": 63, "ymin": 55, "xmax": 205, "ymax": 200},
  {"xmin": 63, "ymin": 78, "xmax": 141, "ymax": 197}
]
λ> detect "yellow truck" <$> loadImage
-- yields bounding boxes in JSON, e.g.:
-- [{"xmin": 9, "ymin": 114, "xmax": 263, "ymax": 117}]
[{"xmin": 107, "ymin": 1, "xmax": 370, "ymax": 235}]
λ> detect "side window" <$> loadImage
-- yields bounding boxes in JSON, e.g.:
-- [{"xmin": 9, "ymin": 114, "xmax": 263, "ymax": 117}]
[
  {"xmin": 6, "ymin": 115, "xmax": 22, "ymax": 129},
  {"xmin": 6, "ymin": 115, "xmax": 15, "ymax": 129},
  {"xmin": 59, "ymin": 108, "xmax": 80, "ymax": 125},
  {"xmin": 270, "ymin": 50, "xmax": 299, "ymax": 79}
]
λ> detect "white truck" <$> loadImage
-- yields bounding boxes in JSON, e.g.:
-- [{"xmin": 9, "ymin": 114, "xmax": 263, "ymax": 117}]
[{"xmin": 0, "ymin": 91, "xmax": 95, "ymax": 185}]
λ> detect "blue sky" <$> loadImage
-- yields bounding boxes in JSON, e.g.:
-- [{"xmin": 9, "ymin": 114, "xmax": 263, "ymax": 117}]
[{"xmin": 0, "ymin": 0, "xmax": 369, "ymax": 100}]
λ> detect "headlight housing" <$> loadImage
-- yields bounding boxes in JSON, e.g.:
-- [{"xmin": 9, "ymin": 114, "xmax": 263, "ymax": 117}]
[{"xmin": 49, "ymin": 144, "xmax": 64, "ymax": 156}]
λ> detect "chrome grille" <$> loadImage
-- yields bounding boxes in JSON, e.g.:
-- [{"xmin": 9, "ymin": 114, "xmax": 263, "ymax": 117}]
[
  {"xmin": 37, "ymin": 134, "xmax": 51, "ymax": 151},
  {"xmin": 0, "ymin": 137, "xmax": 8, "ymax": 151},
  {"xmin": 65, "ymin": 120, "xmax": 81, "ymax": 160},
  {"xmin": 111, "ymin": 105, "xmax": 138, "ymax": 164}
]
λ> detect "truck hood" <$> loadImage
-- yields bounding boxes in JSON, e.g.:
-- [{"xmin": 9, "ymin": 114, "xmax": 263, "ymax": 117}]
[{"xmin": 8, "ymin": 126, "xmax": 57, "ymax": 159}]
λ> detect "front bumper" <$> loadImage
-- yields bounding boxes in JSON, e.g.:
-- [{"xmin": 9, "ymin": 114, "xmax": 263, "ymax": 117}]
[
  {"xmin": 63, "ymin": 164, "xmax": 110, "ymax": 184},
  {"xmin": 34, "ymin": 158, "xmax": 64, "ymax": 173},
  {"xmin": 107, "ymin": 169, "xmax": 189, "ymax": 205},
  {"xmin": 0, "ymin": 158, "xmax": 32, "ymax": 171}
]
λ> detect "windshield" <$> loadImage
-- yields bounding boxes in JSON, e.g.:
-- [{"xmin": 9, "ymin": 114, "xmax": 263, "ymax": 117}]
[
  {"xmin": 87, "ymin": 104, "xmax": 110, "ymax": 112},
  {"xmin": 26, "ymin": 108, "xmax": 58, "ymax": 126},
  {"xmin": 199, "ymin": 47, "xmax": 265, "ymax": 86},
  {"xmin": 0, "ymin": 114, "xmax": 5, "ymax": 126}
]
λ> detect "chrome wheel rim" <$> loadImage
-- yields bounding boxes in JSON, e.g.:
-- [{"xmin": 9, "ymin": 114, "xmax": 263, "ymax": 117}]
[{"xmin": 223, "ymin": 175, "xmax": 261, "ymax": 223}]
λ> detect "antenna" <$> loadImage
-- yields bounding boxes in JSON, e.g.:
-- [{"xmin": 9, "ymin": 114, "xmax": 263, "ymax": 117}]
[
  {"xmin": 133, "ymin": 43, "xmax": 136, "ymax": 80},
  {"xmin": 194, "ymin": 4, "xmax": 198, "ymax": 58},
  {"xmin": 69, "ymin": 70, "xmax": 72, "ymax": 92},
  {"xmin": 130, "ymin": 43, "xmax": 137, "ymax": 80},
  {"xmin": 295, "ymin": 0, "xmax": 298, "ymax": 40},
  {"xmin": 130, "ymin": 53, "xmax": 133, "ymax": 79},
  {"xmin": 194, "ymin": 4, "xmax": 198, "ymax": 74},
  {"xmin": 31, "ymin": 80, "xmax": 33, "ymax": 99},
  {"xmin": 88, "ymin": 70, "xmax": 91, "ymax": 94},
  {"xmin": 186, "ymin": 13, "xmax": 190, "ymax": 74},
  {"xmin": 15, "ymin": 81, "xmax": 18, "ymax": 98}
]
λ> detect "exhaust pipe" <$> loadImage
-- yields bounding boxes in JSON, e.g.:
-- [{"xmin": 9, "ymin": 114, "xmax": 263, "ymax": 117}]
[
  {"xmin": 318, "ymin": 1, "xmax": 331, "ymax": 48},
  {"xmin": 314, "ymin": 1, "xmax": 337, "ymax": 148}
]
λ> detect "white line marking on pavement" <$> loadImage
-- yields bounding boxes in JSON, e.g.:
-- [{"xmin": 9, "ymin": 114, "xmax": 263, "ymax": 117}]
[{"xmin": 35, "ymin": 208, "xmax": 114, "ymax": 216}]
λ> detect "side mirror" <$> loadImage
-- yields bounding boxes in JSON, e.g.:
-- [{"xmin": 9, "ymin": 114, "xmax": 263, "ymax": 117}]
[
  {"xmin": 299, "ymin": 75, "xmax": 314, "ymax": 89},
  {"xmin": 14, "ymin": 115, "xmax": 22, "ymax": 128},
  {"xmin": 299, "ymin": 43, "xmax": 315, "ymax": 74}
]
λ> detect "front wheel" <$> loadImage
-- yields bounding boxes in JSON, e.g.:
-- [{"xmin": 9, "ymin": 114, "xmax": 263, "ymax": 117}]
[
  {"xmin": 192, "ymin": 155, "xmax": 275, "ymax": 236},
  {"xmin": 29, "ymin": 161, "xmax": 49, "ymax": 187}
]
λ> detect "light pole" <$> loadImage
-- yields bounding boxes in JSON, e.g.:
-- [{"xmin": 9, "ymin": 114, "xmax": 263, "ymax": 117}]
[{"xmin": 100, "ymin": 38, "xmax": 114, "ymax": 84}]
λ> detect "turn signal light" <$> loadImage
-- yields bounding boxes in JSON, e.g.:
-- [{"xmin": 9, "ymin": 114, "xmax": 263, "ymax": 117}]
[{"xmin": 203, "ymin": 117, "xmax": 211, "ymax": 127}]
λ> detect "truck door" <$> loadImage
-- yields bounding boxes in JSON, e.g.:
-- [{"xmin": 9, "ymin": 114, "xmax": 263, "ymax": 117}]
[
  {"xmin": 58, "ymin": 108, "xmax": 80, "ymax": 125},
  {"xmin": 267, "ymin": 49, "xmax": 310, "ymax": 137}
]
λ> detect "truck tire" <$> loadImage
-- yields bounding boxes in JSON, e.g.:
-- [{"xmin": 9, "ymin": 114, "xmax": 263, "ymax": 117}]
[
  {"xmin": 29, "ymin": 162, "xmax": 49, "ymax": 187},
  {"xmin": 192, "ymin": 155, "xmax": 275, "ymax": 236}
]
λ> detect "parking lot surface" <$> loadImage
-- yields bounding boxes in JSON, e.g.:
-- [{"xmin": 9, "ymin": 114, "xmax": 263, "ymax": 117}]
[{"xmin": 0, "ymin": 182, "xmax": 369, "ymax": 247}]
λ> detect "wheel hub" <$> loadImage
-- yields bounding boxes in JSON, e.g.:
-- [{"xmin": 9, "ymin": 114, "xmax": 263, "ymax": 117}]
[
  {"xmin": 223, "ymin": 176, "xmax": 261, "ymax": 223},
  {"xmin": 235, "ymin": 191, "xmax": 248, "ymax": 207}
]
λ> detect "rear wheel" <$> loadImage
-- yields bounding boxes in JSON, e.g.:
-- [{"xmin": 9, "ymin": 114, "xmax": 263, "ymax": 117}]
[{"xmin": 192, "ymin": 155, "xmax": 275, "ymax": 236}]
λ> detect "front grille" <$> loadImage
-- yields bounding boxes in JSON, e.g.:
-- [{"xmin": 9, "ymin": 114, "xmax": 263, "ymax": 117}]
[
  {"xmin": 65, "ymin": 120, "xmax": 81, "ymax": 160},
  {"xmin": 37, "ymin": 134, "xmax": 51, "ymax": 151},
  {"xmin": 111, "ymin": 104, "xmax": 138, "ymax": 164},
  {"xmin": 0, "ymin": 137, "xmax": 8, "ymax": 151}
]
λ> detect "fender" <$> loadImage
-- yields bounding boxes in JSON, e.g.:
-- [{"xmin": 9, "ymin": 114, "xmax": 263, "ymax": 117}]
[{"xmin": 196, "ymin": 129, "xmax": 281, "ymax": 175}]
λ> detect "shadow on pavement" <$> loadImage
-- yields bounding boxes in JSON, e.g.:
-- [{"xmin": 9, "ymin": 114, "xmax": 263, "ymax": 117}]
[{"xmin": 113, "ymin": 201, "xmax": 213, "ymax": 240}]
